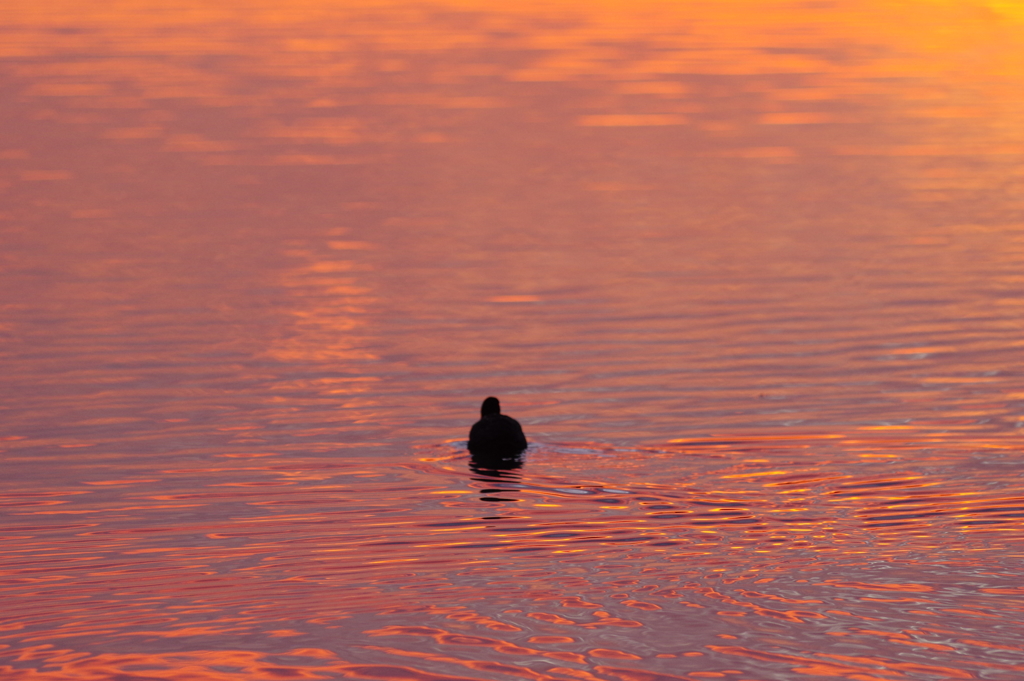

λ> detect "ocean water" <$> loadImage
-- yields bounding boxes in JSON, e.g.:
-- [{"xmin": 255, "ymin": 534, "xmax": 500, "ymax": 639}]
[{"xmin": 2, "ymin": 1, "xmax": 1024, "ymax": 679}]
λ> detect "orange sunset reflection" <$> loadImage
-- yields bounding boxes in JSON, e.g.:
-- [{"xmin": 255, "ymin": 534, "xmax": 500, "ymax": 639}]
[{"xmin": 3, "ymin": 0, "xmax": 1024, "ymax": 680}]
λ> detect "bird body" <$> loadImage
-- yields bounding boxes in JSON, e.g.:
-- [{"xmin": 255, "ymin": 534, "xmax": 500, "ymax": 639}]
[{"xmin": 468, "ymin": 397, "xmax": 527, "ymax": 458}]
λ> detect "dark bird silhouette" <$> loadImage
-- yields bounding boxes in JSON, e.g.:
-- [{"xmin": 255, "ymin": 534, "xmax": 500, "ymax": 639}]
[{"xmin": 468, "ymin": 397, "xmax": 527, "ymax": 464}]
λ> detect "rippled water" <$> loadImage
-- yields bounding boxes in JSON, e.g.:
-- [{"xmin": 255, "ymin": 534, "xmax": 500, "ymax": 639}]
[{"xmin": 3, "ymin": 1, "xmax": 1024, "ymax": 679}]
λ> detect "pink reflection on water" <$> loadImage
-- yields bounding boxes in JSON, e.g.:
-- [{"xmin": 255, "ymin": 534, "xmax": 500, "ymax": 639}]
[{"xmin": 3, "ymin": 0, "xmax": 1024, "ymax": 679}]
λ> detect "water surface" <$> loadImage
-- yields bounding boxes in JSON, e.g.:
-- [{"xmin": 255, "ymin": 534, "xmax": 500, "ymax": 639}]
[{"xmin": 2, "ymin": 1, "xmax": 1024, "ymax": 679}]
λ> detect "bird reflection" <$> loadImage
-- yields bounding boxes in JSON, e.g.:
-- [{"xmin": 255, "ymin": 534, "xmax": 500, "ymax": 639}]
[
  {"xmin": 470, "ymin": 454, "xmax": 522, "ymax": 502},
  {"xmin": 468, "ymin": 396, "xmax": 526, "ymax": 501},
  {"xmin": 470, "ymin": 450, "xmax": 523, "ymax": 475}
]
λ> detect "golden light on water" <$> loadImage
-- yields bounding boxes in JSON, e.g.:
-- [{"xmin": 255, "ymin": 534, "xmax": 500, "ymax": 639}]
[{"xmin": 3, "ymin": 0, "xmax": 1024, "ymax": 679}]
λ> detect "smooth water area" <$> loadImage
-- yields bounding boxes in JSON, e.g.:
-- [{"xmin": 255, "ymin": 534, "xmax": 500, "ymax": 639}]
[{"xmin": 2, "ymin": 1, "xmax": 1024, "ymax": 679}]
